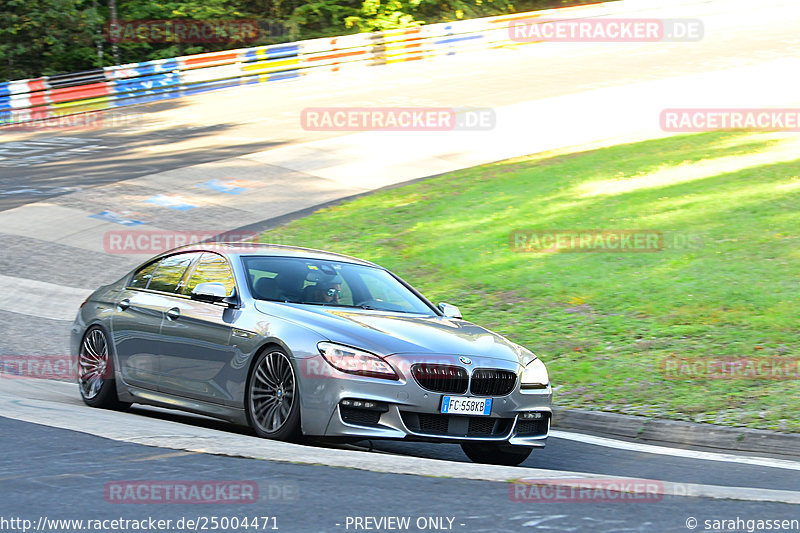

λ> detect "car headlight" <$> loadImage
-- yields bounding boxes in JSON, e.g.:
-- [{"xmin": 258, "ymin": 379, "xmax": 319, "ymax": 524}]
[
  {"xmin": 318, "ymin": 342, "xmax": 399, "ymax": 380},
  {"xmin": 520, "ymin": 358, "xmax": 549, "ymax": 389}
]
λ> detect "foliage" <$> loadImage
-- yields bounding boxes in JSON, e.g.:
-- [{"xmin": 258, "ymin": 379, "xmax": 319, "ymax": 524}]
[
  {"xmin": 256, "ymin": 131, "xmax": 800, "ymax": 432},
  {"xmin": 0, "ymin": 0, "xmax": 101, "ymax": 79},
  {"xmin": 345, "ymin": 0, "xmax": 426, "ymax": 33},
  {"xmin": 1, "ymin": 0, "xmax": 607, "ymax": 80}
]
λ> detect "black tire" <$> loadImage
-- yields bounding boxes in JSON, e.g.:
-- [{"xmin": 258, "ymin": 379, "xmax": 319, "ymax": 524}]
[
  {"xmin": 461, "ymin": 442, "xmax": 532, "ymax": 466},
  {"xmin": 78, "ymin": 326, "xmax": 131, "ymax": 410},
  {"xmin": 246, "ymin": 347, "xmax": 302, "ymax": 442}
]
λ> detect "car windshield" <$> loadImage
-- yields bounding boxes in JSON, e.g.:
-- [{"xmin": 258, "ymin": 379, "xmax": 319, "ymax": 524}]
[{"xmin": 242, "ymin": 256, "xmax": 436, "ymax": 315}]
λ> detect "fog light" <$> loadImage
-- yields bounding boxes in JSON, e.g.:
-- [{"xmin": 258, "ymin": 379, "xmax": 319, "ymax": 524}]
[
  {"xmin": 340, "ymin": 399, "xmax": 388, "ymax": 412},
  {"xmin": 521, "ymin": 411, "xmax": 544, "ymax": 420}
]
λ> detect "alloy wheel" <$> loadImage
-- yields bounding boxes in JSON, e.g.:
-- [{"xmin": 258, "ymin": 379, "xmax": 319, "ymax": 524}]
[
  {"xmin": 79, "ymin": 328, "xmax": 109, "ymax": 400},
  {"xmin": 250, "ymin": 350, "xmax": 296, "ymax": 433}
]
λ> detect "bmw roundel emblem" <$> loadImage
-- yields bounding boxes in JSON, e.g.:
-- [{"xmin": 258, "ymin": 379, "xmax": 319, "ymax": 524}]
[{"xmin": 459, "ymin": 356, "xmax": 472, "ymax": 365}]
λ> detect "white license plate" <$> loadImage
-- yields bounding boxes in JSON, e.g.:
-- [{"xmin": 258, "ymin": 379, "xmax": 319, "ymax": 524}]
[{"xmin": 441, "ymin": 396, "xmax": 492, "ymax": 416}]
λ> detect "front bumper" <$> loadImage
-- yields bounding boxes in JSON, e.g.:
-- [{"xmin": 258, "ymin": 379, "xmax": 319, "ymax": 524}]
[{"xmin": 297, "ymin": 353, "xmax": 552, "ymax": 446}]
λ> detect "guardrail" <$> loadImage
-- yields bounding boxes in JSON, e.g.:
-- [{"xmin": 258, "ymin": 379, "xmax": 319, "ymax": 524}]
[{"xmin": 0, "ymin": 2, "xmax": 619, "ymax": 126}]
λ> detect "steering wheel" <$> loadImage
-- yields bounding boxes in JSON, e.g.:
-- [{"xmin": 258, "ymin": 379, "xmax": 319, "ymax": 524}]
[{"xmin": 355, "ymin": 300, "xmax": 385, "ymax": 309}]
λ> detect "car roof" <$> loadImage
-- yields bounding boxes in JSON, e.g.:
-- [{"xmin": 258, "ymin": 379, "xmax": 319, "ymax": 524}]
[{"xmin": 165, "ymin": 242, "xmax": 381, "ymax": 268}]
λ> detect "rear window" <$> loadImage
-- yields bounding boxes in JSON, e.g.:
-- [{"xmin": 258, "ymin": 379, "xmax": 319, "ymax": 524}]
[
  {"xmin": 145, "ymin": 253, "xmax": 199, "ymax": 293},
  {"xmin": 182, "ymin": 252, "xmax": 235, "ymax": 296},
  {"xmin": 129, "ymin": 261, "xmax": 159, "ymax": 289}
]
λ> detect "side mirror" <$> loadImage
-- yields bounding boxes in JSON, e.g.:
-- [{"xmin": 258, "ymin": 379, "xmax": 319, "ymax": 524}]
[
  {"xmin": 438, "ymin": 302, "xmax": 462, "ymax": 319},
  {"xmin": 191, "ymin": 282, "xmax": 229, "ymax": 303}
]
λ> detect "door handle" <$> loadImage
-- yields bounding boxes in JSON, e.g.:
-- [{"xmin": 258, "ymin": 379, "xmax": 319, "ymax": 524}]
[
  {"xmin": 166, "ymin": 307, "xmax": 181, "ymax": 320},
  {"xmin": 118, "ymin": 298, "xmax": 130, "ymax": 311}
]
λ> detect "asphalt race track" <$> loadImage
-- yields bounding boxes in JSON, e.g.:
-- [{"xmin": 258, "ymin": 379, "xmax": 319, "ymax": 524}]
[
  {"xmin": 1, "ymin": 1, "xmax": 799, "ymax": 531},
  {"xmin": 2, "ymin": 416, "xmax": 798, "ymax": 533}
]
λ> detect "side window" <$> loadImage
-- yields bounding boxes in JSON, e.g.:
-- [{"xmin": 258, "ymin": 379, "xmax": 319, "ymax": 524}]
[
  {"xmin": 129, "ymin": 261, "xmax": 159, "ymax": 289},
  {"xmin": 147, "ymin": 253, "xmax": 199, "ymax": 293},
  {"xmin": 183, "ymin": 253, "xmax": 235, "ymax": 296},
  {"xmin": 248, "ymin": 268, "xmax": 279, "ymax": 301}
]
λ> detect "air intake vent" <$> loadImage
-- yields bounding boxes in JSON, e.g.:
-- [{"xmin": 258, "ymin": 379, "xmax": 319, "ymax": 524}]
[
  {"xmin": 515, "ymin": 417, "xmax": 550, "ymax": 437},
  {"xmin": 340, "ymin": 407, "xmax": 382, "ymax": 426},
  {"xmin": 400, "ymin": 411, "xmax": 514, "ymax": 438}
]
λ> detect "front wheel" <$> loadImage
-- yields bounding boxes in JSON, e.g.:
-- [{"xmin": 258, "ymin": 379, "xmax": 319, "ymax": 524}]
[
  {"xmin": 78, "ymin": 326, "xmax": 130, "ymax": 410},
  {"xmin": 246, "ymin": 348, "xmax": 302, "ymax": 442},
  {"xmin": 461, "ymin": 442, "xmax": 532, "ymax": 466}
]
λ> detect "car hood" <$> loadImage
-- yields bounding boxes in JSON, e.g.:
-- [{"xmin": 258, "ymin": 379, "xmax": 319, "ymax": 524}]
[{"xmin": 254, "ymin": 301, "xmax": 532, "ymax": 365}]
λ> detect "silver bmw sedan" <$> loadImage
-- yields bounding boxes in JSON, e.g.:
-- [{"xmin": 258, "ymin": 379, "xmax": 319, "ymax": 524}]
[{"xmin": 71, "ymin": 243, "xmax": 551, "ymax": 465}]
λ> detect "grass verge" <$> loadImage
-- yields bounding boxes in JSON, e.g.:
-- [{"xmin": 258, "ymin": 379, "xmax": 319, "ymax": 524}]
[{"xmin": 258, "ymin": 131, "xmax": 800, "ymax": 432}]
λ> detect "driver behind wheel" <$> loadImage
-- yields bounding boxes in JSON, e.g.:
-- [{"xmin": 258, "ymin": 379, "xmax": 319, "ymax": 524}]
[{"xmin": 312, "ymin": 280, "xmax": 342, "ymax": 304}]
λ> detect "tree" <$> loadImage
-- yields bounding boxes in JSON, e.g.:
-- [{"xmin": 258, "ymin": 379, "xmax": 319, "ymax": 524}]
[
  {"xmin": 1, "ymin": 0, "xmax": 602, "ymax": 80},
  {"xmin": 0, "ymin": 0, "xmax": 100, "ymax": 80}
]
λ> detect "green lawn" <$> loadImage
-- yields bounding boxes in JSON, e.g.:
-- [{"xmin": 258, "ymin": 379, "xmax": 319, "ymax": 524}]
[{"xmin": 258, "ymin": 131, "xmax": 800, "ymax": 432}]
